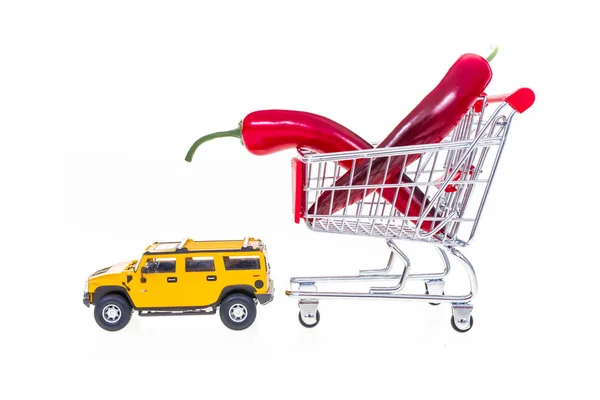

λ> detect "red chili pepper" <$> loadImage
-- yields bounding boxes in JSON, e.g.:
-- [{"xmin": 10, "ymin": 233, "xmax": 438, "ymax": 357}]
[
  {"xmin": 185, "ymin": 110, "xmax": 438, "ymax": 227},
  {"xmin": 185, "ymin": 110, "xmax": 374, "ymax": 158},
  {"xmin": 308, "ymin": 51, "xmax": 494, "ymax": 233}
]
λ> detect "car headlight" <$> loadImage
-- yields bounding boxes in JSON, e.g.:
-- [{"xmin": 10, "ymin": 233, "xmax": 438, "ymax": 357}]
[{"xmin": 83, "ymin": 280, "xmax": 88, "ymax": 293}]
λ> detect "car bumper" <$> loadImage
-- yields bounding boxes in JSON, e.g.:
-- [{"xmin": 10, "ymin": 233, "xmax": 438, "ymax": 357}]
[
  {"xmin": 256, "ymin": 280, "xmax": 274, "ymax": 305},
  {"xmin": 83, "ymin": 292, "xmax": 90, "ymax": 308}
]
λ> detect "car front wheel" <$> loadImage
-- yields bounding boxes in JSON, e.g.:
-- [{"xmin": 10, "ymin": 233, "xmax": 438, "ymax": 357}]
[
  {"xmin": 219, "ymin": 294, "xmax": 257, "ymax": 331},
  {"xmin": 94, "ymin": 294, "xmax": 132, "ymax": 332}
]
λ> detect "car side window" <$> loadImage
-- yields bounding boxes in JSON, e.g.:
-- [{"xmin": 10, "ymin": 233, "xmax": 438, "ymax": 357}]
[
  {"xmin": 186, "ymin": 257, "xmax": 215, "ymax": 272},
  {"xmin": 223, "ymin": 256, "xmax": 261, "ymax": 271},
  {"xmin": 145, "ymin": 257, "xmax": 176, "ymax": 273}
]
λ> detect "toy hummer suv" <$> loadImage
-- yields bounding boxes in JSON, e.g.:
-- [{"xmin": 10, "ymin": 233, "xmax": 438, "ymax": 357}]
[{"xmin": 83, "ymin": 237, "xmax": 274, "ymax": 331}]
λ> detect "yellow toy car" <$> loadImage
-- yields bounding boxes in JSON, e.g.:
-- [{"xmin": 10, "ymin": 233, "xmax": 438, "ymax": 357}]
[{"xmin": 83, "ymin": 237, "xmax": 273, "ymax": 331}]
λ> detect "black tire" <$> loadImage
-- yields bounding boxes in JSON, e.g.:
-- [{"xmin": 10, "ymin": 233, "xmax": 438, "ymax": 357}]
[
  {"xmin": 450, "ymin": 315, "xmax": 474, "ymax": 333},
  {"xmin": 219, "ymin": 294, "xmax": 257, "ymax": 331},
  {"xmin": 298, "ymin": 310, "xmax": 320, "ymax": 328},
  {"xmin": 94, "ymin": 294, "xmax": 132, "ymax": 332}
]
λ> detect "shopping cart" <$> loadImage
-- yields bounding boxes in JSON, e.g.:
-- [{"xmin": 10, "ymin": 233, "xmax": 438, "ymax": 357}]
[{"xmin": 285, "ymin": 88, "xmax": 535, "ymax": 332}]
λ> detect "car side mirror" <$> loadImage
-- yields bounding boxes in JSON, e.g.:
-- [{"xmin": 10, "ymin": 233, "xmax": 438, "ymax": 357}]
[{"xmin": 140, "ymin": 267, "xmax": 148, "ymax": 283}]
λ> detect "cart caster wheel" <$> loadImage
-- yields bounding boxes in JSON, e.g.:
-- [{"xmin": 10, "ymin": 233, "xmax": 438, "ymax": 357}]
[
  {"xmin": 425, "ymin": 289, "xmax": 444, "ymax": 306},
  {"xmin": 425, "ymin": 280, "xmax": 445, "ymax": 306},
  {"xmin": 451, "ymin": 315, "xmax": 473, "ymax": 333},
  {"xmin": 298, "ymin": 310, "xmax": 320, "ymax": 328}
]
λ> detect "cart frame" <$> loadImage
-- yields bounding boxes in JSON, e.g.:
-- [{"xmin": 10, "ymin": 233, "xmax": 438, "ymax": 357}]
[{"xmin": 285, "ymin": 88, "xmax": 535, "ymax": 332}]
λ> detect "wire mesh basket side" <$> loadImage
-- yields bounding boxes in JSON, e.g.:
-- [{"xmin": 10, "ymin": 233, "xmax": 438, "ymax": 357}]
[{"xmin": 297, "ymin": 100, "xmax": 516, "ymax": 246}]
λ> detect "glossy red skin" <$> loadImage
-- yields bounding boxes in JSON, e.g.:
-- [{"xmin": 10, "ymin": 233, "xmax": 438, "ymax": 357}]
[
  {"xmin": 309, "ymin": 54, "xmax": 493, "ymax": 233},
  {"xmin": 241, "ymin": 110, "xmax": 371, "ymax": 155},
  {"xmin": 239, "ymin": 109, "xmax": 438, "ymax": 231}
]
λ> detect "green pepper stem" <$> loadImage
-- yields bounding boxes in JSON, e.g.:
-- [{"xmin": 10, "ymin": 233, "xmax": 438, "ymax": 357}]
[
  {"xmin": 486, "ymin": 45, "xmax": 499, "ymax": 62},
  {"xmin": 185, "ymin": 127, "xmax": 242, "ymax": 162}
]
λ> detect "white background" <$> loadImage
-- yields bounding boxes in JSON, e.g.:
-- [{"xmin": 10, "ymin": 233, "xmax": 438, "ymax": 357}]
[{"xmin": 1, "ymin": 1, "xmax": 598, "ymax": 398}]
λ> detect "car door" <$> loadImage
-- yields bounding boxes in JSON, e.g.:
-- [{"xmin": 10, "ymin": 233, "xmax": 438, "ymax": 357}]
[
  {"xmin": 130, "ymin": 255, "xmax": 183, "ymax": 308},
  {"xmin": 177, "ymin": 254, "xmax": 223, "ymax": 307}
]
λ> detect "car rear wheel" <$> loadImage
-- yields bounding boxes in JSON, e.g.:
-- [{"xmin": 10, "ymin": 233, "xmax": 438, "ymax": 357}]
[
  {"xmin": 219, "ymin": 294, "xmax": 257, "ymax": 331},
  {"xmin": 94, "ymin": 294, "xmax": 132, "ymax": 332}
]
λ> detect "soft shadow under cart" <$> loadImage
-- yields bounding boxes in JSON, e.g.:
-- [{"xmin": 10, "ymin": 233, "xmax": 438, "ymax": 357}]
[{"xmin": 286, "ymin": 89, "xmax": 534, "ymax": 332}]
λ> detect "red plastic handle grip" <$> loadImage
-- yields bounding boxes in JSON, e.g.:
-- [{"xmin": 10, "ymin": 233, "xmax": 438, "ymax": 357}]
[{"xmin": 474, "ymin": 87, "xmax": 535, "ymax": 113}]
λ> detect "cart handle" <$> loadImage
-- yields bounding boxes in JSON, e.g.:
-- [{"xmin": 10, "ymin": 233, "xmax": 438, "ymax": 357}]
[{"xmin": 474, "ymin": 87, "xmax": 535, "ymax": 114}]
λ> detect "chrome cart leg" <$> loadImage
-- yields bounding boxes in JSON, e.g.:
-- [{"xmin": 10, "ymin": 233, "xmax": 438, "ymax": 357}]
[
  {"xmin": 404, "ymin": 245, "xmax": 451, "ymax": 281},
  {"xmin": 449, "ymin": 247, "xmax": 478, "ymax": 299},
  {"xmin": 434, "ymin": 245, "xmax": 451, "ymax": 279},
  {"xmin": 369, "ymin": 240, "xmax": 411, "ymax": 294},
  {"xmin": 359, "ymin": 240, "xmax": 396, "ymax": 275},
  {"xmin": 448, "ymin": 247, "xmax": 477, "ymax": 333},
  {"xmin": 451, "ymin": 303, "xmax": 473, "ymax": 333}
]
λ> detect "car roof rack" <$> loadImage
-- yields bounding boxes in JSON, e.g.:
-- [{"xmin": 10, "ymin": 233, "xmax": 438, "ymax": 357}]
[
  {"xmin": 147, "ymin": 238, "xmax": 189, "ymax": 253},
  {"xmin": 241, "ymin": 236, "xmax": 262, "ymax": 250}
]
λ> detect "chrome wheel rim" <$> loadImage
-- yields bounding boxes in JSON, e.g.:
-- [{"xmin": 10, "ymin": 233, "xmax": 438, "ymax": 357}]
[
  {"xmin": 102, "ymin": 304, "xmax": 122, "ymax": 323},
  {"xmin": 228, "ymin": 304, "xmax": 247, "ymax": 322}
]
